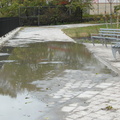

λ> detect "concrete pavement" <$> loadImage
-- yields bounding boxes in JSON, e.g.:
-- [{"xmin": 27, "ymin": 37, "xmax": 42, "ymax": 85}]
[
  {"xmin": 84, "ymin": 43, "xmax": 120, "ymax": 76},
  {"xmin": 0, "ymin": 24, "xmax": 120, "ymax": 120}
]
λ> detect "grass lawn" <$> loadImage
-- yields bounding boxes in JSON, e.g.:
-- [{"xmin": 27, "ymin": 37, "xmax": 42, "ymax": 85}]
[{"xmin": 62, "ymin": 24, "xmax": 119, "ymax": 39}]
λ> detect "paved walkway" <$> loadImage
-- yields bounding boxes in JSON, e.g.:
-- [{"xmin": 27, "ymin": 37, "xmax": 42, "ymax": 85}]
[
  {"xmin": 42, "ymin": 74, "xmax": 120, "ymax": 120},
  {"xmin": 84, "ymin": 43, "xmax": 120, "ymax": 75},
  {"xmin": 1, "ymin": 24, "xmax": 120, "ymax": 120}
]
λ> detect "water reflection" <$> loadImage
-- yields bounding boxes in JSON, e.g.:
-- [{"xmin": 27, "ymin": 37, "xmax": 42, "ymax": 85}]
[{"xmin": 0, "ymin": 42, "xmax": 112, "ymax": 98}]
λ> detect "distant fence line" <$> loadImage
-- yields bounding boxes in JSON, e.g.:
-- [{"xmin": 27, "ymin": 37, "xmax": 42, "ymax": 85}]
[
  {"xmin": 0, "ymin": 6, "xmax": 83, "ymax": 37},
  {"xmin": 19, "ymin": 6, "xmax": 83, "ymax": 26},
  {"xmin": 0, "ymin": 17, "xmax": 19, "ymax": 37}
]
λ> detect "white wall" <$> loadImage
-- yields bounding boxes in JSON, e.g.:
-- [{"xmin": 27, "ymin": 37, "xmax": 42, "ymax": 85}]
[
  {"xmin": 90, "ymin": 0, "xmax": 120, "ymax": 15},
  {"xmin": 93, "ymin": 0, "xmax": 120, "ymax": 3}
]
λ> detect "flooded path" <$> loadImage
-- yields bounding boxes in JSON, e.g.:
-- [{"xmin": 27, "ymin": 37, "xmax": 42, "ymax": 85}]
[{"xmin": 0, "ymin": 26, "xmax": 120, "ymax": 120}]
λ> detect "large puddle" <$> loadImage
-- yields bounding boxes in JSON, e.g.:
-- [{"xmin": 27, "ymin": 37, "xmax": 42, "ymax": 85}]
[{"xmin": 0, "ymin": 41, "xmax": 118, "ymax": 120}]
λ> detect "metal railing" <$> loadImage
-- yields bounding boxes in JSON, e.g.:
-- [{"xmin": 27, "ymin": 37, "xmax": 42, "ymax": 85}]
[{"xmin": 0, "ymin": 17, "xmax": 19, "ymax": 37}]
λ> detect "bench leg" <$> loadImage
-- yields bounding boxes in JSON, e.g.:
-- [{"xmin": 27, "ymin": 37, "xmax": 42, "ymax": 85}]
[
  {"xmin": 100, "ymin": 38, "xmax": 104, "ymax": 46},
  {"xmin": 104, "ymin": 39, "xmax": 107, "ymax": 47},
  {"xmin": 118, "ymin": 50, "xmax": 120, "ymax": 56},
  {"xmin": 92, "ymin": 38, "xmax": 95, "ymax": 46},
  {"xmin": 112, "ymin": 48, "xmax": 117, "ymax": 59}
]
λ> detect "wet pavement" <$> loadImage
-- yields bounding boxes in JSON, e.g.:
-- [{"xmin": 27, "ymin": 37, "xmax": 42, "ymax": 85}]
[
  {"xmin": 0, "ymin": 24, "xmax": 120, "ymax": 120},
  {"xmin": 84, "ymin": 43, "xmax": 120, "ymax": 75}
]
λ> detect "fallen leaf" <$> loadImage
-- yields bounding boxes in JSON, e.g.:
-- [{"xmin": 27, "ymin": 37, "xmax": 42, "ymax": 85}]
[
  {"xmin": 44, "ymin": 117, "xmax": 49, "ymax": 120},
  {"xmin": 25, "ymin": 97, "xmax": 29, "ymax": 99},
  {"xmin": 25, "ymin": 101, "xmax": 32, "ymax": 104}
]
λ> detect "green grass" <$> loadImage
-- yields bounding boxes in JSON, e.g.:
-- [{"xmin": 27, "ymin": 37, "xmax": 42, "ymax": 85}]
[{"xmin": 62, "ymin": 24, "xmax": 119, "ymax": 39}]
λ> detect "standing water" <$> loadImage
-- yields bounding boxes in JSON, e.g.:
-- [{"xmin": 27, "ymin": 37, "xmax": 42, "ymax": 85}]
[{"xmin": 0, "ymin": 41, "xmax": 118, "ymax": 120}]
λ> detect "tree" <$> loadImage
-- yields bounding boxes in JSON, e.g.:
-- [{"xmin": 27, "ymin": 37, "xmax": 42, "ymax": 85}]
[
  {"xmin": 0, "ymin": 0, "xmax": 20, "ymax": 17},
  {"xmin": 66, "ymin": 0, "xmax": 92, "ymax": 15},
  {"xmin": 0, "ymin": 0, "xmax": 92, "ymax": 17},
  {"xmin": 114, "ymin": 4, "xmax": 120, "ymax": 28},
  {"xmin": 0, "ymin": 0, "xmax": 47, "ymax": 17}
]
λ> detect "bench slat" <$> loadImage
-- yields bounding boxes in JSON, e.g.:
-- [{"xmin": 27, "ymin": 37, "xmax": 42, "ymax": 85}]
[
  {"xmin": 100, "ymin": 28, "xmax": 120, "ymax": 31},
  {"xmin": 91, "ymin": 28, "xmax": 120, "ymax": 48},
  {"xmin": 91, "ymin": 28, "xmax": 120, "ymax": 59},
  {"xmin": 100, "ymin": 31, "xmax": 120, "ymax": 34}
]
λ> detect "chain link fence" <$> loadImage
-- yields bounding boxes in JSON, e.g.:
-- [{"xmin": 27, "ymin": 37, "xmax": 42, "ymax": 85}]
[
  {"xmin": 19, "ymin": 6, "xmax": 83, "ymax": 26},
  {"xmin": 0, "ymin": 17, "xmax": 19, "ymax": 37}
]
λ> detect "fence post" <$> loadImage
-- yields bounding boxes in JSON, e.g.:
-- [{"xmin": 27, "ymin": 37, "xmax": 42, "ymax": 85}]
[{"xmin": 38, "ymin": 7, "xmax": 40, "ymax": 26}]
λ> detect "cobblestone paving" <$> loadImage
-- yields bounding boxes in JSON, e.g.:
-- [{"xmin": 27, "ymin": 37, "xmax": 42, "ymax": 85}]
[{"xmin": 36, "ymin": 70, "xmax": 120, "ymax": 120}]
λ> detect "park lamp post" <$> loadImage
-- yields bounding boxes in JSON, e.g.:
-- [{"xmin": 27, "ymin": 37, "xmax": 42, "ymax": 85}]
[{"xmin": 108, "ymin": 0, "xmax": 114, "ymax": 27}]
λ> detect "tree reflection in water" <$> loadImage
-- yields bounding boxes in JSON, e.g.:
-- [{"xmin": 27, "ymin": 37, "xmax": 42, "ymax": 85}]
[{"xmin": 0, "ymin": 42, "xmax": 111, "ymax": 98}]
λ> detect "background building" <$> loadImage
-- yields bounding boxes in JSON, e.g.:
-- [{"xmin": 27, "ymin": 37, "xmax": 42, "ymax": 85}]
[{"xmin": 90, "ymin": 0, "xmax": 120, "ymax": 14}]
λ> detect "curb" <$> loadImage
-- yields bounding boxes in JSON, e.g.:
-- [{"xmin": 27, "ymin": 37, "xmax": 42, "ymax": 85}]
[
  {"xmin": 0, "ymin": 27, "xmax": 21, "ymax": 47},
  {"xmin": 94, "ymin": 54, "xmax": 120, "ymax": 76},
  {"xmin": 83, "ymin": 43, "xmax": 120, "ymax": 76}
]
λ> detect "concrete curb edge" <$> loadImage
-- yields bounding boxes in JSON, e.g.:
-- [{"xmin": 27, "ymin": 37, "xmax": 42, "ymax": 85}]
[{"xmin": 0, "ymin": 27, "xmax": 21, "ymax": 47}]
